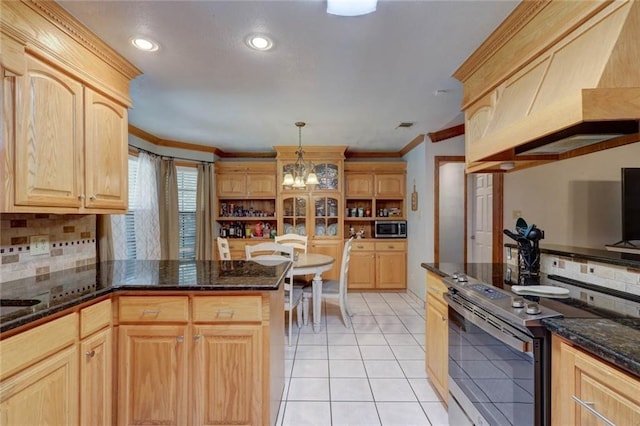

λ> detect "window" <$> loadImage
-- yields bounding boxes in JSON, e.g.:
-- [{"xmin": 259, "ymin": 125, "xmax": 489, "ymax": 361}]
[
  {"xmin": 124, "ymin": 156, "xmax": 198, "ymax": 261},
  {"xmin": 125, "ymin": 155, "xmax": 138, "ymax": 260},
  {"xmin": 177, "ymin": 166, "xmax": 198, "ymax": 260}
]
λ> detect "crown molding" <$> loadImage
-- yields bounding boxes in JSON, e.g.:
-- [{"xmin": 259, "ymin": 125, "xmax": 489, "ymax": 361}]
[{"xmin": 428, "ymin": 124, "xmax": 465, "ymax": 143}]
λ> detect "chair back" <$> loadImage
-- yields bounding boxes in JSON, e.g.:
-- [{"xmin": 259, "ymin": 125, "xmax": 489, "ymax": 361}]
[
  {"xmin": 245, "ymin": 242, "xmax": 294, "ymax": 261},
  {"xmin": 217, "ymin": 237, "xmax": 231, "ymax": 260},
  {"xmin": 338, "ymin": 238, "xmax": 354, "ymax": 296},
  {"xmin": 274, "ymin": 233, "xmax": 308, "ymax": 254}
]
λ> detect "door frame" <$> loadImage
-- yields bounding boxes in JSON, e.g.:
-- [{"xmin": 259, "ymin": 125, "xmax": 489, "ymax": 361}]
[{"xmin": 434, "ymin": 156, "xmax": 504, "ymax": 264}]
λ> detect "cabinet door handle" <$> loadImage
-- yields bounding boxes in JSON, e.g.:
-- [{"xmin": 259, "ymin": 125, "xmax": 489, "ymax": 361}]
[
  {"xmin": 356, "ymin": 245, "xmax": 365, "ymax": 249},
  {"xmin": 571, "ymin": 396, "xmax": 615, "ymax": 426},
  {"xmin": 194, "ymin": 335, "xmax": 202, "ymax": 342},
  {"xmin": 89, "ymin": 195, "xmax": 97, "ymax": 201},
  {"xmin": 85, "ymin": 350, "xmax": 96, "ymax": 358},
  {"xmin": 176, "ymin": 336, "xmax": 184, "ymax": 343},
  {"xmin": 78, "ymin": 194, "xmax": 85, "ymax": 200},
  {"xmin": 441, "ymin": 316, "xmax": 446, "ymax": 322},
  {"xmin": 216, "ymin": 309, "xmax": 235, "ymax": 317},
  {"xmin": 142, "ymin": 309, "xmax": 161, "ymax": 315}
]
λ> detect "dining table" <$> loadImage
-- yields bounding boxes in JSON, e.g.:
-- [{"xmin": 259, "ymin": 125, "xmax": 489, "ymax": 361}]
[{"xmin": 290, "ymin": 253, "xmax": 335, "ymax": 333}]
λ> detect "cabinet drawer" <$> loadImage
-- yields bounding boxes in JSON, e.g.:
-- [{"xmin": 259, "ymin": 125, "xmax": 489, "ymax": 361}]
[
  {"xmin": 351, "ymin": 241, "xmax": 375, "ymax": 251},
  {"xmin": 118, "ymin": 296, "xmax": 189, "ymax": 323},
  {"xmin": 427, "ymin": 271, "xmax": 448, "ymax": 301},
  {"xmin": 0, "ymin": 313, "xmax": 78, "ymax": 380},
  {"xmin": 227, "ymin": 241, "xmax": 247, "ymax": 252},
  {"xmin": 192, "ymin": 296, "xmax": 262, "ymax": 323},
  {"xmin": 375, "ymin": 241, "xmax": 406, "ymax": 251},
  {"xmin": 80, "ymin": 299, "xmax": 112, "ymax": 338}
]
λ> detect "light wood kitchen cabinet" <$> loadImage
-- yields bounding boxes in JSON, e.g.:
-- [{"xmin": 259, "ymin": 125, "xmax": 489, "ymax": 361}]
[
  {"xmin": 118, "ymin": 324, "xmax": 190, "ymax": 426},
  {"xmin": 310, "ymin": 239, "xmax": 342, "ymax": 280},
  {"xmin": 376, "ymin": 242, "xmax": 407, "ymax": 289},
  {"xmin": 0, "ymin": 1, "xmax": 140, "ymax": 213},
  {"xmin": 0, "ymin": 313, "xmax": 79, "ymax": 425},
  {"xmin": 116, "ymin": 292, "xmax": 283, "ymax": 426},
  {"xmin": 80, "ymin": 328, "xmax": 113, "ymax": 426},
  {"xmin": 215, "ymin": 162, "xmax": 277, "ymax": 199},
  {"xmin": 13, "ymin": 55, "xmax": 84, "ymax": 209},
  {"xmin": 425, "ymin": 270, "xmax": 449, "ymax": 402},
  {"xmin": 347, "ymin": 241, "xmax": 376, "ymax": 289},
  {"xmin": 192, "ymin": 325, "xmax": 262, "ymax": 426},
  {"xmin": 551, "ymin": 335, "xmax": 640, "ymax": 426},
  {"xmin": 84, "ymin": 89, "xmax": 128, "ymax": 210},
  {"xmin": 375, "ymin": 174, "xmax": 405, "ymax": 198},
  {"xmin": 347, "ymin": 240, "xmax": 406, "ymax": 290},
  {"xmin": 80, "ymin": 299, "xmax": 113, "ymax": 426},
  {"xmin": 345, "ymin": 173, "xmax": 374, "ymax": 197}
]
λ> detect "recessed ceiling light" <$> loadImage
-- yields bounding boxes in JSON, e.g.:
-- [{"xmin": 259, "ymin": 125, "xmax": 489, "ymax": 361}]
[
  {"xmin": 131, "ymin": 37, "xmax": 159, "ymax": 52},
  {"xmin": 246, "ymin": 34, "xmax": 273, "ymax": 51},
  {"xmin": 327, "ymin": 0, "xmax": 377, "ymax": 16}
]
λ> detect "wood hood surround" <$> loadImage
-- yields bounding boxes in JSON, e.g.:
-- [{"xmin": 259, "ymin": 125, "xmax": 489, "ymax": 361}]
[{"xmin": 454, "ymin": 0, "xmax": 640, "ymax": 173}]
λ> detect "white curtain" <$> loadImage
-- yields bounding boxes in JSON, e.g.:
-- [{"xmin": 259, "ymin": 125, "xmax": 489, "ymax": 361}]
[{"xmin": 134, "ymin": 152, "xmax": 161, "ymax": 260}]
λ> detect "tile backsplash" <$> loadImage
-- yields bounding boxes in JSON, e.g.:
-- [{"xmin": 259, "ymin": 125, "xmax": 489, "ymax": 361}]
[
  {"xmin": 0, "ymin": 214, "xmax": 96, "ymax": 283},
  {"xmin": 505, "ymin": 249, "xmax": 640, "ymax": 295}
]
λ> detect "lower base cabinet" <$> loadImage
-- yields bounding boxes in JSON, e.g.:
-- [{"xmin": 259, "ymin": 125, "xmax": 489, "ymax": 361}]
[
  {"xmin": 118, "ymin": 325, "xmax": 189, "ymax": 426},
  {"xmin": 425, "ymin": 271, "xmax": 449, "ymax": 402},
  {"xmin": 0, "ymin": 345, "xmax": 79, "ymax": 425},
  {"xmin": 116, "ymin": 293, "xmax": 282, "ymax": 426},
  {"xmin": 81, "ymin": 327, "xmax": 113, "ymax": 426},
  {"xmin": 552, "ymin": 335, "xmax": 640, "ymax": 425},
  {"xmin": 348, "ymin": 240, "xmax": 406, "ymax": 290},
  {"xmin": 193, "ymin": 325, "xmax": 262, "ymax": 426}
]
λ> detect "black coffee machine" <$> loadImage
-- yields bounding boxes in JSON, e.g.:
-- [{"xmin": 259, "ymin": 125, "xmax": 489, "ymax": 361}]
[{"xmin": 504, "ymin": 218, "xmax": 545, "ymax": 285}]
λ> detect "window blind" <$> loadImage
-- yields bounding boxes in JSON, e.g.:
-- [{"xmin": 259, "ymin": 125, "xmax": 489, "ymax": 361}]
[
  {"xmin": 125, "ymin": 156, "xmax": 138, "ymax": 260},
  {"xmin": 177, "ymin": 166, "xmax": 198, "ymax": 260}
]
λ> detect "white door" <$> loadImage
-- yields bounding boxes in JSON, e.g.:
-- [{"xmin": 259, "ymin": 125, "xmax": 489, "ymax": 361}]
[{"xmin": 469, "ymin": 173, "xmax": 492, "ymax": 263}]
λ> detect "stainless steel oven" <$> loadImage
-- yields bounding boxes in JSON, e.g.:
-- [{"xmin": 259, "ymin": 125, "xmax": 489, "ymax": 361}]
[
  {"xmin": 443, "ymin": 275, "xmax": 559, "ymax": 426},
  {"xmin": 446, "ymin": 291, "xmax": 550, "ymax": 426}
]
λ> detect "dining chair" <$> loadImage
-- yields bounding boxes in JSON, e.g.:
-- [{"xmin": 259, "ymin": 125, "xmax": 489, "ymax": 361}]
[
  {"xmin": 274, "ymin": 233, "xmax": 308, "ymax": 254},
  {"xmin": 217, "ymin": 237, "xmax": 231, "ymax": 260},
  {"xmin": 245, "ymin": 242, "xmax": 304, "ymax": 346},
  {"xmin": 303, "ymin": 237, "xmax": 354, "ymax": 328}
]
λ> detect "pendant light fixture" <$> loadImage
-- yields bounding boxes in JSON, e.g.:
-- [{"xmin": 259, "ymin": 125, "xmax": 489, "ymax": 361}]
[{"xmin": 283, "ymin": 122, "xmax": 318, "ymax": 188}]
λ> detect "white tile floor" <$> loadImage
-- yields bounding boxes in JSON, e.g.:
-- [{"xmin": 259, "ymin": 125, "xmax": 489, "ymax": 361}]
[{"xmin": 276, "ymin": 292, "xmax": 449, "ymax": 426}]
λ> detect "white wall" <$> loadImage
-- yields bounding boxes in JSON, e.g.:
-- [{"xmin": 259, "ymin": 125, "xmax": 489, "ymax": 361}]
[
  {"xmin": 404, "ymin": 136, "xmax": 465, "ymax": 301},
  {"xmin": 503, "ymin": 142, "xmax": 640, "ymax": 249},
  {"xmin": 439, "ymin": 162, "xmax": 465, "ymax": 262}
]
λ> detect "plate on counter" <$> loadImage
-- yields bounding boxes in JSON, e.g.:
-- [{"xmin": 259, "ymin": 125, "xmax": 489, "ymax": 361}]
[{"xmin": 511, "ymin": 285, "xmax": 569, "ymax": 297}]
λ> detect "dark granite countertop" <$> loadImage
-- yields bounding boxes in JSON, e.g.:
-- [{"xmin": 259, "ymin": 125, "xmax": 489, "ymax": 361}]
[
  {"xmin": 542, "ymin": 317, "xmax": 640, "ymax": 377},
  {"xmin": 0, "ymin": 259, "xmax": 291, "ymax": 333},
  {"xmin": 421, "ymin": 261, "xmax": 640, "ymax": 378},
  {"xmin": 505, "ymin": 243, "xmax": 640, "ymax": 268}
]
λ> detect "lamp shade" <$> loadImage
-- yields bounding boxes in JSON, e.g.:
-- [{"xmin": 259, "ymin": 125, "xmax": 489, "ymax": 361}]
[
  {"xmin": 283, "ymin": 173, "xmax": 295, "ymax": 186},
  {"xmin": 306, "ymin": 172, "xmax": 319, "ymax": 185},
  {"xmin": 327, "ymin": 0, "xmax": 377, "ymax": 16}
]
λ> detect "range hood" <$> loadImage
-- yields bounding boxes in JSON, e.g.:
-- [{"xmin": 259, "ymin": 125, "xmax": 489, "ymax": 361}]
[{"xmin": 454, "ymin": 0, "xmax": 640, "ymax": 171}]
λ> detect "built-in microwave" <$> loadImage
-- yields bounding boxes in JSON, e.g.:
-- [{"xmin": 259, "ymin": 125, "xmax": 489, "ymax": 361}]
[{"xmin": 374, "ymin": 220, "xmax": 407, "ymax": 238}]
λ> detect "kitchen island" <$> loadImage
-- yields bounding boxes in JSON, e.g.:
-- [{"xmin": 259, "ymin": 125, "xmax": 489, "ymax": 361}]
[{"xmin": 0, "ymin": 260, "xmax": 290, "ymax": 426}]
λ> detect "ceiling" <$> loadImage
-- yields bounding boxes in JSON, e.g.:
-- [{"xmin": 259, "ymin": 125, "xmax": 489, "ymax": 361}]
[{"xmin": 58, "ymin": 0, "xmax": 519, "ymax": 155}]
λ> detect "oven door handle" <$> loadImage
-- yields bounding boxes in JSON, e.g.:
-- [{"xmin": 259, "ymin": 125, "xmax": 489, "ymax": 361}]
[{"xmin": 444, "ymin": 294, "xmax": 533, "ymax": 353}]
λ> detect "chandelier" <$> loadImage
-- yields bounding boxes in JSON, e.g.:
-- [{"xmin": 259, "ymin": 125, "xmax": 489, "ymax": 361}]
[{"xmin": 282, "ymin": 122, "xmax": 319, "ymax": 188}]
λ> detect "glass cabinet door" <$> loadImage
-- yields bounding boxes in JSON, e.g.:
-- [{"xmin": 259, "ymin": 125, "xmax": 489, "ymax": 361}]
[
  {"xmin": 282, "ymin": 196, "xmax": 308, "ymax": 236},
  {"xmin": 314, "ymin": 163, "xmax": 340, "ymax": 191},
  {"xmin": 313, "ymin": 196, "xmax": 340, "ymax": 238}
]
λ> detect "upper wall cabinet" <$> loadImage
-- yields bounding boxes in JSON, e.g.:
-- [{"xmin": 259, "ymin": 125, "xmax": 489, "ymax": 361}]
[
  {"xmin": 454, "ymin": 0, "xmax": 640, "ymax": 173},
  {"xmin": 0, "ymin": 0, "xmax": 141, "ymax": 213}
]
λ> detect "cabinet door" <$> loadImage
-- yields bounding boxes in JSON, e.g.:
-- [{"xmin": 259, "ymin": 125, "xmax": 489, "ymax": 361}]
[
  {"xmin": 15, "ymin": 55, "xmax": 83, "ymax": 208},
  {"xmin": 314, "ymin": 163, "xmax": 340, "ymax": 191},
  {"xmin": 375, "ymin": 174, "xmax": 405, "ymax": 198},
  {"xmin": 376, "ymin": 251, "xmax": 407, "ymax": 289},
  {"xmin": 80, "ymin": 327, "xmax": 112, "ymax": 426},
  {"xmin": 345, "ymin": 173, "xmax": 374, "ymax": 197},
  {"xmin": 0, "ymin": 345, "xmax": 79, "ymax": 425},
  {"xmin": 246, "ymin": 174, "xmax": 276, "ymax": 197},
  {"xmin": 426, "ymin": 297, "xmax": 448, "ymax": 401},
  {"xmin": 281, "ymin": 195, "xmax": 308, "ymax": 236},
  {"xmin": 347, "ymin": 251, "xmax": 376, "ymax": 289},
  {"xmin": 552, "ymin": 336, "xmax": 640, "ymax": 426},
  {"xmin": 192, "ymin": 325, "xmax": 262, "ymax": 426},
  {"xmin": 84, "ymin": 89, "xmax": 128, "ymax": 211},
  {"xmin": 118, "ymin": 325, "xmax": 189, "ymax": 426},
  {"xmin": 217, "ymin": 174, "xmax": 246, "ymax": 197},
  {"xmin": 312, "ymin": 195, "xmax": 340, "ymax": 239}
]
